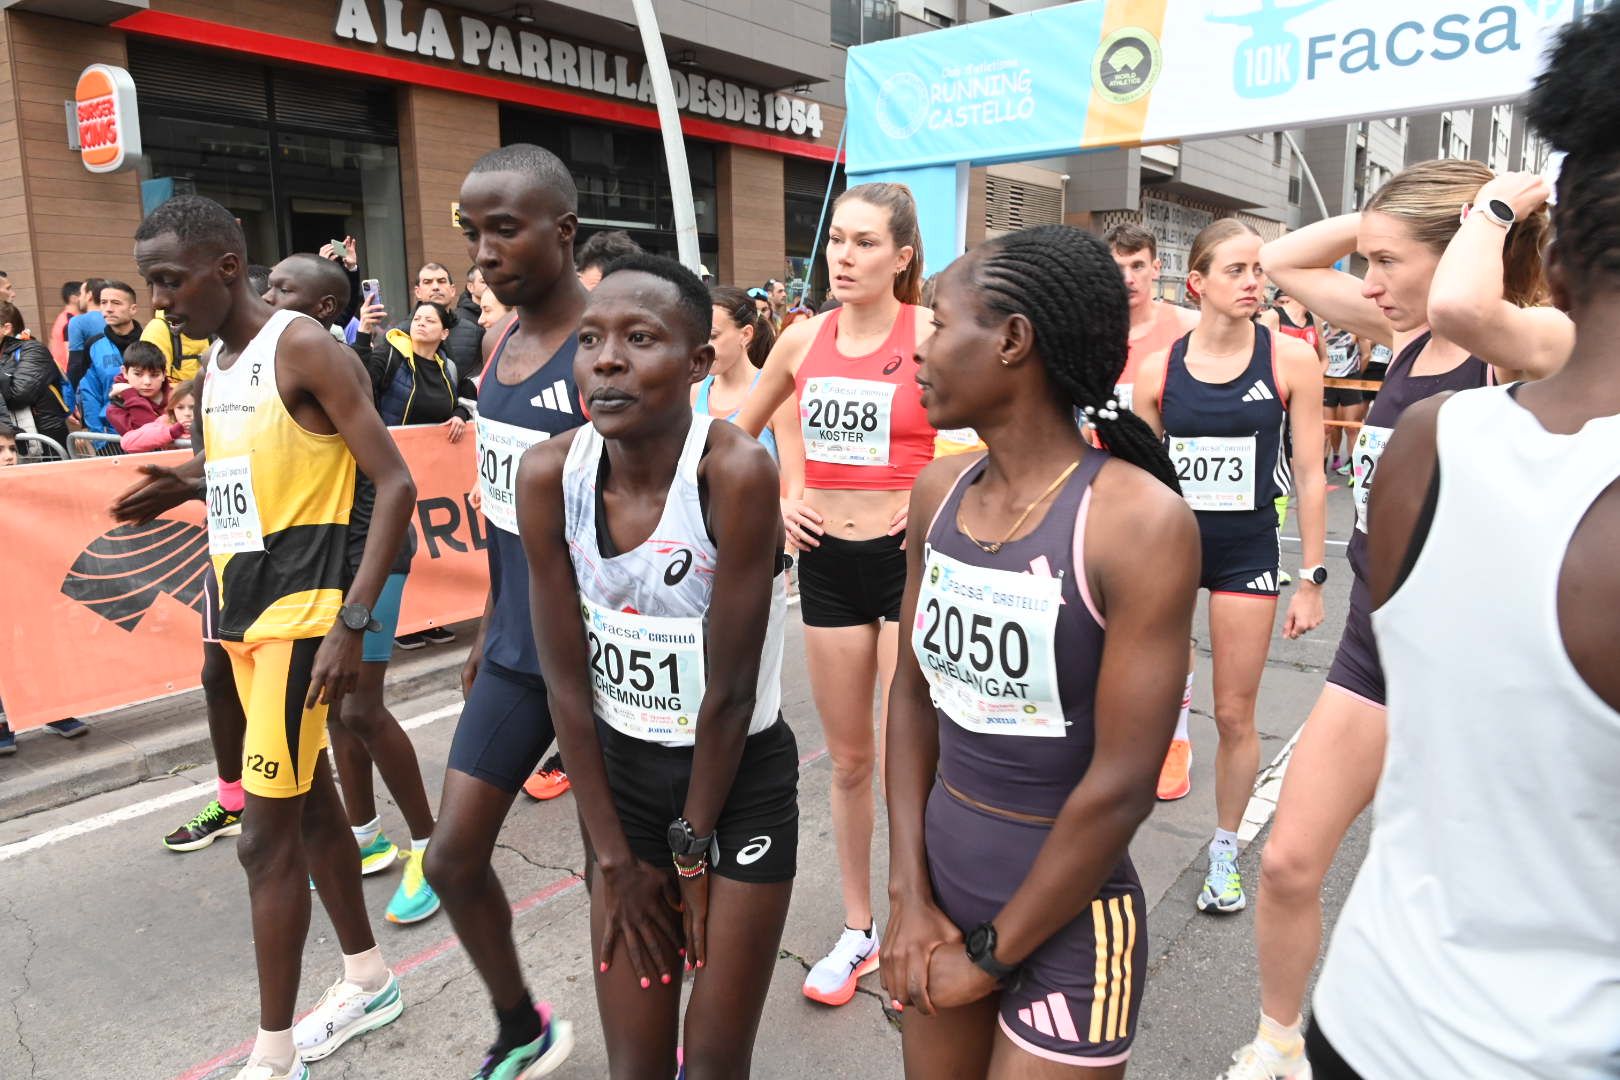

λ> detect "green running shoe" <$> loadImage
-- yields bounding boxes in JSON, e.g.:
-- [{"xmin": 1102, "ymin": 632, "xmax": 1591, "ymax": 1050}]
[
  {"xmin": 386, "ymin": 848, "xmax": 441, "ymax": 924},
  {"xmin": 474, "ymin": 1003, "xmax": 574, "ymax": 1079},
  {"xmin": 359, "ymin": 833, "xmax": 399, "ymax": 875},
  {"xmin": 1198, "ymin": 849, "xmax": 1247, "ymax": 914}
]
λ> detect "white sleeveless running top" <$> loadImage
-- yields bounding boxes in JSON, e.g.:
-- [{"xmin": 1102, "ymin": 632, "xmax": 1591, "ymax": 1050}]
[
  {"xmin": 1315, "ymin": 386, "xmax": 1620, "ymax": 1079},
  {"xmin": 563, "ymin": 413, "xmax": 786, "ymax": 747}
]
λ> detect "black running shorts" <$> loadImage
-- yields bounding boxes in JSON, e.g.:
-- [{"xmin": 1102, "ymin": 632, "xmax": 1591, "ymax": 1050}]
[
  {"xmin": 447, "ymin": 660, "xmax": 557, "ymax": 793},
  {"xmin": 597, "ymin": 716, "xmax": 799, "ymax": 884},
  {"xmin": 796, "ymin": 533, "xmax": 906, "ymax": 627}
]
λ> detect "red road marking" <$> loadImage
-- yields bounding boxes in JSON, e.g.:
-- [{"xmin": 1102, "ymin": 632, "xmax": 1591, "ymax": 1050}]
[{"xmin": 175, "ymin": 744, "xmax": 832, "ymax": 1078}]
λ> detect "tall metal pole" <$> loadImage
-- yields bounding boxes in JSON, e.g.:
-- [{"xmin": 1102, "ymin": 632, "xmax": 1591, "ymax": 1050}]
[{"xmin": 629, "ymin": 0, "xmax": 700, "ymax": 271}]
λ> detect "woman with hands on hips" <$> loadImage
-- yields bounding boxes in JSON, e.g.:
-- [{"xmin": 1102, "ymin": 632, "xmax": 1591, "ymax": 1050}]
[
  {"xmin": 883, "ymin": 225, "xmax": 1197, "ymax": 1078},
  {"xmin": 517, "ymin": 256, "xmax": 798, "ymax": 1079}
]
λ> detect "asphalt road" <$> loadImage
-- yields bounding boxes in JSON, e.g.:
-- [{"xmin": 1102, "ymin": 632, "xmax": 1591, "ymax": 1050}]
[{"xmin": 0, "ymin": 482, "xmax": 1368, "ymax": 1080}]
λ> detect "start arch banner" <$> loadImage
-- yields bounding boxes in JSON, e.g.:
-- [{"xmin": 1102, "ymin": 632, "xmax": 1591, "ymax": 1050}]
[{"xmin": 845, "ymin": 0, "xmax": 1603, "ymax": 266}]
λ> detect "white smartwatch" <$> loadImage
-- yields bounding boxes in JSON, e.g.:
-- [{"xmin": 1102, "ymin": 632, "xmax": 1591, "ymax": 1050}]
[
  {"xmin": 1462, "ymin": 199, "xmax": 1515, "ymax": 230},
  {"xmin": 1299, "ymin": 565, "xmax": 1328, "ymax": 587}
]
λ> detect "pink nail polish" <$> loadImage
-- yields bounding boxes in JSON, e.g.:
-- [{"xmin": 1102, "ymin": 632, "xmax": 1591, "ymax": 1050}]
[
  {"xmin": 661, "ymin": 974, "xmax": 671, "ymax": 985},
  {"xmin": 599, "ymin": 962, "xmax": 608, "ymax": 973},
  {"xmin": 684, "ymin": 960, "xmax": 692, "ymax": 972},
  {"xmin": 640, "ymin": 977, "xmax": 650, "ymax": 989},
  {"xmin": 696, "ymin": 960, "xmax": 704, "ymax": 969}
]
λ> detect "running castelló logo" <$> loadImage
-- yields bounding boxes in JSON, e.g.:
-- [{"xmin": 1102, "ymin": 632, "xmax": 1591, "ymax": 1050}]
[
  {"xmin": 61, "ymin": 519, "xmax": 210, "ymax": 631},
  {"xmin": 1206, "ymin": 0, "xmax": 1540, "ymax": 99}
]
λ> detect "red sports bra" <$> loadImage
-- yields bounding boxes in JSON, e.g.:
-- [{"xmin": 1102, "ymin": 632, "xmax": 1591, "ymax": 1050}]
[{"xmin": 795, "ymin": 305, "xmax": 936, "ymax": 491}]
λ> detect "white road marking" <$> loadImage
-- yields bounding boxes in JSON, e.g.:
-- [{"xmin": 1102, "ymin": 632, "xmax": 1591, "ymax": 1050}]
[
  {"xmin": 1238, "ymin": 725, "xmax": 1306, "ymax": 844},
  {"xmin": 0, "ymin": 701, "xmax": 462, "ymax": 864}
]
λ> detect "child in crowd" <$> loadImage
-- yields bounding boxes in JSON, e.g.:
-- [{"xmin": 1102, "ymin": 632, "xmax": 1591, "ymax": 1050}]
[
  {"xmin": 119, "ymin": 377, "xmax": 194, "ymax": 453},
  {"xmin": 0, "ymin": 420, "xmax": 16, "ymax": 467},
  {"xmin": 105, "ymin": 341, "xmax": 172, "ymax": 442}
]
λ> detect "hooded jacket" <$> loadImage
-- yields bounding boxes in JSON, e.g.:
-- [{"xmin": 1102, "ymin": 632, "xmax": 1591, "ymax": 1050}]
[
  {"xmin": 106, "ymin": 375, "xmax": 171, "ymax": 437},
  {"xmin": 367, "ymin": 328, "xmax": 478, "ymax": 428},
  {"xmin": 449, "ymin": 292, "xmax": 486, "ymax": 375}
]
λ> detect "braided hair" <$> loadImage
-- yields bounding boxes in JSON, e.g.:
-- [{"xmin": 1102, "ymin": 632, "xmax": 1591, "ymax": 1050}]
[
  {"xmin": 710, "ymin": 285, "xmax": 777, "ymax": 368},
  {"xmin": 1527, "ymin": 4, "xmax": 1620, "ymax": 301},
  {"xmin": 968, "ymin": 224, "xmax": 1181, "ymax": 493}
]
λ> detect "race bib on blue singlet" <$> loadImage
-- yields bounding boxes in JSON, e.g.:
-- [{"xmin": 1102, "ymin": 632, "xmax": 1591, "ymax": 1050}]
[
  {"xmin": 912, "ymin": 546, "xmax": 1065, "ymax": 737},
  {"xmin": 1352, "ymin": 425, "xmax": 1393, "ymax": 533},
  {"xmin": 477, "ymin": 416, "xmax": 550, "ymax": 534},
  {"xmin": 800, "ymin": 377, "xmax": 894, "ymax": 466},
  {"xmin": 581, "ymin": 598, "xmax": 706, "ymax": 744},
  {"xmin": 1169, "ymin": 435, "xmax": 1257, "ymax": 511}
]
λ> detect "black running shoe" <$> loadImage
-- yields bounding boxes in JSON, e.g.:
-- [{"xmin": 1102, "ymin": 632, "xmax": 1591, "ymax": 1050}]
[
  {"xmin": 422, "ymin": 626, "xmax": 457, "ymax": 645},
  {"xmin": 163, "ymin": 799, "xmax": 243, "ymax": 852},
  {"xmin": 395, "ymin": 632, "xmax": 429, "ymax": 651}
]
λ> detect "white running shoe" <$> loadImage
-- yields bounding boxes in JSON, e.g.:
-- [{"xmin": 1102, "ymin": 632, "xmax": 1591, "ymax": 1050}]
[
  {"xmin": 802, "ymin": 925, "xmax": 880, "ymax": 1006},
  {"xmin": 293, "ymin": 971, "xmax": 404, "ymax": 1062},
  {"xmin": 1217, "ymin": 1039, "xmax": 1313, "ymax": 1080},
  {"xmin": 230, "ymin": 1062, "xmax": 309, "ymax": 1080}
]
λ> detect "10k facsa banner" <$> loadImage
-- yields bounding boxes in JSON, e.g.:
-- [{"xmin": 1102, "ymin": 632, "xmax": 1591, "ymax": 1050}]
[
  {"xmin": 845, "ymin": 0, "xmax": 1598, "ymax": 172},
  {"xmin": 0, "ymin": 426, "xmax": 488, "ymax": 730}
]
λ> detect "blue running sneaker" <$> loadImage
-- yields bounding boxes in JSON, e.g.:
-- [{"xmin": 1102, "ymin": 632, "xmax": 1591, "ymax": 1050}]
[
  {"xmin": 474, "ymin": 1003, "xmax": 574, "ymax": 1079},
  {"xmin": 359, "ymin": 833, "xmax": 399, "ymax": 875},
  {"xmin": 1198, "ymin": 848, "xmax": 1247, "ymax": 914},
  {"xmin": 386, "ymin": 848, "xmax": 441, "ymax": 924}
]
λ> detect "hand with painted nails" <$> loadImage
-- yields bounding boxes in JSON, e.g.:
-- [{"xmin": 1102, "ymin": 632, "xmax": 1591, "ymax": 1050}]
[
  {"xmin": 677, "ymin": 861, "xmax": 710, "ymax": 974},
  {"xmin": 880, "ymin": 891, "xmax": 961, "ymax": 1016},
  {"xmin": 596, "ymin": 858, "xmax": 684, "ymax": 990}
]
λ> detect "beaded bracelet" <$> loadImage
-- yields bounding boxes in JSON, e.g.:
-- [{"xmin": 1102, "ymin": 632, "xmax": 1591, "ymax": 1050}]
[{"xmin": 673, "ymin": 854, "xmax": 708, "ymax": 879}]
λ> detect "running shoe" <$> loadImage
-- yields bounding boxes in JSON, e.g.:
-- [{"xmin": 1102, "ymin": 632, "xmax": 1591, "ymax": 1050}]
[
  {"xmin": 802, "ymin": 926, "xmax": 880, "ymax": 1006},
  {"xmin": 522, "ymin": 754, "xmax": 571, "ymax": 801},
  {"xmin": 1335, "ymin": 459, "xmax": 1352, "ymax": 477},
  {"xmin": 0, "ymin": 722, "xmax": 15, "ymax": 756},
  {"xmin": 423, "ymin": 626, "xmax": 458, "ymax": 645},
  {"xmin": 1156, "ymin": 739, "xmax": 1192, "ymax": 801},
  {"xmin": 473, "ymin": 1002, "xmax": 574, "ymax": 1079},
  {"xmin": 1277, "ymin": 570, "xmax": 1293, "ymax": 587},
  {"xmin": 1326, "ymin": 456, "xmax": 1341, "ymax": 474},
  {"xmin": 293, "ymin": 971, "xmax": 404, "ymax": 1062},
  {"xmin": 1198, "ymin": 850, "xmax": 1247, "ymax": 914},
  {"xmin": 230, "ymin": 1062, "xmax": 309, "ymax": 1080},
  {"xmin": 359, "ymin": 833, "xmax": 400, "ymax": 875},
  {"xmin": 164, "ymin": 799, "xmax": 243, "ymax": 852},
  {"xmin": 1218, "ymin": 1039, "xmax": 1313, "ymax": 1079},
  {"xmin": 45, "ymin": 718, "xmax": 88, "ymax": 737},
  {"xmin": 395, "ymin": 632, "xmax": 429, "ymax": 651},
  {"xmin": 386, "ymin": 848, "xmax": 441, "ymax": 924}
]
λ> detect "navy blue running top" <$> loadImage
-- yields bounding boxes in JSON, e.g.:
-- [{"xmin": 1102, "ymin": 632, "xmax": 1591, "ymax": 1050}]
[
  {"xmin": 1158, "ymin": 324, "xmax": 1290, "ymax": 524},
  {"xmin": 476, "ymin": 323, "xmax": 584, "ymax": 681},
  {"xmin": 915, "ymin": 450, "xmax": 1109, "ymax": 820}
]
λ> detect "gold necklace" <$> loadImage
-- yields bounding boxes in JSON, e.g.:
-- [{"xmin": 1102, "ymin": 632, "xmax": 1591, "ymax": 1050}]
[{"xmin": 958, "ymin": 460, "xmax": 1081, "ymax": 554}]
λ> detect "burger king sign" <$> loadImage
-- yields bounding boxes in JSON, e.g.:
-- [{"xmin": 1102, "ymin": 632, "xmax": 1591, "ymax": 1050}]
[{"xmin": 74, "ymin": 64, "xmax": 140, "ymax": 174}]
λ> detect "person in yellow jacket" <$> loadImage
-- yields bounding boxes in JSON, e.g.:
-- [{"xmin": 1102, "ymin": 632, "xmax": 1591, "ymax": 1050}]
[
  {"xmin": 365, "ymin": 300, "xmax": 479, "ymax": 433},
  {"xmin": 141, "ymin": 306, "xmax": 210, "ymax": 382}
]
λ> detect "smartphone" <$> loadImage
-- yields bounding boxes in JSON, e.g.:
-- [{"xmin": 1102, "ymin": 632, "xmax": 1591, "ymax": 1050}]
[
  {"xmin": 361, "ymin": 279, "xmax": 380, "ymax": 308},
  {"xmin": 331, "ymin": 239, "xmax": 348, "ymax": 254}
]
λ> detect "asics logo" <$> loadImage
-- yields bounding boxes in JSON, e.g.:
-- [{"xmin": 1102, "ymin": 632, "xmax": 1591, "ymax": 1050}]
[
  {"xmin": 735, "ymin": 835, "xmax": 772, "ymax": 865},
  {"xmin": 664, "ymin": 549, "xmax": 694, "ymax": 586},
  {"xmin": 881, "ymin": 356, "xmax": 903, "ymax": 376}
]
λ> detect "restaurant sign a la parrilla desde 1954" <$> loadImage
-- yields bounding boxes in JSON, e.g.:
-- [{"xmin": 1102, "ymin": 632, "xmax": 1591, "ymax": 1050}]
[{"xmin": 334, "ymin": 0, "xmax": 825, "ymax": 138}]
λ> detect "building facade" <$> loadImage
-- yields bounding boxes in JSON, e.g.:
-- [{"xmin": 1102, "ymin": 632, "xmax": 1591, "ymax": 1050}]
[{"xmin": 0, "ymin": 0, "xmax": 846, "ymax": 334}]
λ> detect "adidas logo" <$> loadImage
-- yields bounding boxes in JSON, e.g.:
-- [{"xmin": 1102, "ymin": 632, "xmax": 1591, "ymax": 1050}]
[
  {"xmin": 1240, "ymin": 380, "xmax": 1274, "ymax": 403},
  {"xmin": 1017, "ymin": 991, "xmax": 1081, "ymax": 1042},
  {"xmin": 1245, "ymin": 571, "xmax": 1277, "ymax": 593},
  {"xmin": 530, "ymin": 379, "xmax": 572, "ymax": 413}
]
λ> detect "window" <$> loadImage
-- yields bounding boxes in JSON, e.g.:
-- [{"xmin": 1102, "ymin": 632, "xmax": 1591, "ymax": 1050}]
[
  {"xmin": 988, "ymin": 4, "xmax": 1011, "ymax": 17},
  {"xmin": 832, "ymin": 0, "xmax": 899, "ymax": 46},
  {"xmin": 1288, "ymin": 159, "xmax": 1301, "ymax": 207},
  {"xmin": 1273, "ymin": 132, "xmax": 1283, "ymax": 166},
  {"xmin": 923, "ymin": 5, "xmax": 955, "ymax": 27},
  {"xmin": 130, "ymin": 42, "xmax": 407, "ymax": 299}
]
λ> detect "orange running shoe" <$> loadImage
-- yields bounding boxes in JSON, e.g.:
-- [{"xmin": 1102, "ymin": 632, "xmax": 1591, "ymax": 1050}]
[
  {"xmin": 1157, "ymin": 739, "xmax": 1192, "ymax": 801},
  {"xmin": 523, "ymin": 754, "xmax": 571, "ymax": 801}
]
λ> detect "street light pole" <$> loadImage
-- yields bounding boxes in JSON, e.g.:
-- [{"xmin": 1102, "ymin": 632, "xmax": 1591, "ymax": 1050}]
[{"xmin": 629, "ymin": 0, "xmax": 701, "ymax": 271}]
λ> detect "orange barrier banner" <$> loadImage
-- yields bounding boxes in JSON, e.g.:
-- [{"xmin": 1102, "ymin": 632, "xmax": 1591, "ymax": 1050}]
[{"xmin": 0, "ymin": 425, "xmax": 486, "ymax": 731}]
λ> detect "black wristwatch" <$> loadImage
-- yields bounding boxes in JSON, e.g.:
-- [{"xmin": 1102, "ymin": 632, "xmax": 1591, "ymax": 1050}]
[
  {"xmin": 666, "ymin": 817, "xmax": 713, "ymax": 859},
  {"xmin": 966, "ymin": 922, "xmax": 1017, "ymax": 981},
  {"xmin": 339, "ymin": 603, "xmax": 381, "ymax": 633}
]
